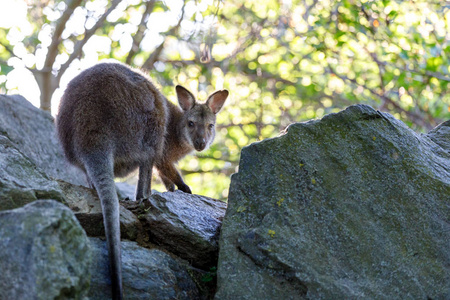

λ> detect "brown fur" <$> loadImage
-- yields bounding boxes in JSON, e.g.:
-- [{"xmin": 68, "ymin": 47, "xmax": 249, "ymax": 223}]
[{"xmin": 56, "ymin": 62, "xmax": 228, "ymax": 299}]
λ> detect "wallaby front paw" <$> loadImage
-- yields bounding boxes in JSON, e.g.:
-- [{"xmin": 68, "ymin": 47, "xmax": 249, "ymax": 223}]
[
  {"xmin": 166, "ymin": 183, "xmax": 176, "ymax": 192},
  {"xmin": 119, "ymin": 196, "xmax": 133, "ymax": 205},
  {"xmin": 178, "ymin": 184, "xmax": 192, "ymax": 194},
  {"xmin": 136, "ymin": 197, "xmax": 150, "ymax": 206}
]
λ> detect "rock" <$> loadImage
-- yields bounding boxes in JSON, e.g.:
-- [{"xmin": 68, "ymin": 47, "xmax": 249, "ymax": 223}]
[
  {"xmin": 0, "ymin": 94, "xmax": 86, "ymax": 186},
  {"xmin": 216, "ymin": 105, "xmax": 450, "ymax": 299},
  {"xmin": 426, "ymin": 119, "xmax": 450, "ymax": 152},
  {"xmin": 58, "ymin": 180, "xmax": 146, "ymax": 242},
  {"xmin": 116, "ymin": 181, "xmax": 137, "ymax": 200},
  {"xmin": 0, "ymin": 200, "xmax": 91, "ymax": 299},
  {"xmin": 0, "ymin": 135, "xmax": 64, "ymax": 211},
  {"xmin": 88, "ymin": 237, "xmax": 200, "ymax": 299},
  {"xmin": 137, "ymin": 191, "xmax": 226, "ymax": 269}
]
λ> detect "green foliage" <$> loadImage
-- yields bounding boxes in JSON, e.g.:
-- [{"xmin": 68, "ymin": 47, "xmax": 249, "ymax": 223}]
[
  {"xmin": 156, "ymin": 0, "xmax": 450, "ymax": 199},
  {"xmin": 0, "ymin": 0, "xmax": 449, "ymax": 200},
  {"xmin": 201, "ymin": 267, "xmax": 217, "ymax": 283}
]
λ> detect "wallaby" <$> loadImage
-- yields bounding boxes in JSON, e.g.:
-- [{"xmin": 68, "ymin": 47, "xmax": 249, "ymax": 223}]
[{"xmin": 56, "ymin": 62, "xmax": 228, "ymax": 299}]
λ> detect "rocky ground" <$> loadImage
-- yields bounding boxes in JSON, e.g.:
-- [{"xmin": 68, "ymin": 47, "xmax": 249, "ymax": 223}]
[{"xmin": 0, "ymin": 95, "xmax": 448, "ymax": 299}]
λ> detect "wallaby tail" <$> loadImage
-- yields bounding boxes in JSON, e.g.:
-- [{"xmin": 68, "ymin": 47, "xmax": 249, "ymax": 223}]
[{"xmin": 82, "ymin": 151, "xmax": 123, "ymax": 299}]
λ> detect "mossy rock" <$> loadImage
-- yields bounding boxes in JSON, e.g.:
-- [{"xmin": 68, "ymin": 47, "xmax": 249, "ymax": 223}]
[{"xmin": 216, "ymin": 105, "xmax": 450, "ymax": 299}]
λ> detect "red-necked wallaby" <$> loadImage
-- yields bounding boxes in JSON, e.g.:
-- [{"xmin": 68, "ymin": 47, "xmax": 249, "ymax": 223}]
[{"xmin": 56, "ymin": 62, "xmax": 228, "ymax": 299}]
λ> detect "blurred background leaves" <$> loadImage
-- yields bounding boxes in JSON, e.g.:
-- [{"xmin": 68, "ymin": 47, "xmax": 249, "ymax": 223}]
[{"xmin": 0, "ymin": 0, "xmax": 449, "ymax": 200}]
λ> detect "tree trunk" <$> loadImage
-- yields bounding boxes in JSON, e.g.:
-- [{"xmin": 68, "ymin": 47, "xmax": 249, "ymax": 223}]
[{"xmin": 35, "ymin": 69, "xmax": 57, "ymax": 113}]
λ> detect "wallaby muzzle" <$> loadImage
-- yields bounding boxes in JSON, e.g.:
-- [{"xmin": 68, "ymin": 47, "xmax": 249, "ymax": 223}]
[{"xmin": 194, "ymin": 138, "xmax": 207, "ymax": 151}]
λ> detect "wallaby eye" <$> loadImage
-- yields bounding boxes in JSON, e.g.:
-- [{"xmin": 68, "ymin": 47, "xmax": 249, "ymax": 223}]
[
  {"xmin": 188, "ymin": 121, "xmax": 194, "ymax": 127},
  {"xmin": 208, "ymin": 124, "xmax": 214, "ymax": 130}
]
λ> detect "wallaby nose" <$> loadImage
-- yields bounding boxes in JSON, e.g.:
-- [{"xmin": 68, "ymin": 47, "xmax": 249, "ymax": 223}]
[{"xmin": 194, "ymin": 139, "xmax": 206, "ymax": 151}]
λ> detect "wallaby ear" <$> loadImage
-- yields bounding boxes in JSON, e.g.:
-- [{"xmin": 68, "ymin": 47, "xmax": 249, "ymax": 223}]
[
  {"xmin": 176, "ymin": 85, "xmax": 196, "ymax": 111},
  {"xmin": 206, "ymin": 90, "xmax": 229, "ymax": 114}
]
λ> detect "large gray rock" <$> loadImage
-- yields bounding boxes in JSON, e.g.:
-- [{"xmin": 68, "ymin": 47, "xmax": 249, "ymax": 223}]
[
  {"xmin": 89, "ymin": 238, "xmax": 200, "ymax": 299},
  {"xmin": 58, "ymin": 180, "xmax": 146, "ymax": 242},
  {"xmin": 0, "ymin": 94, "xmax": 86, "ymax": 186},
  {"xmin": 136, "ymin": 191, "xmax": 226, "ymax": 269},
  {"xmin": 216, "ymin": 105, "xmax": 450, "ymax": 299},
  {"xmin": 0, "ymin": 134, "xmax": 64, "ymax": 211},
  {"xmin": 0, "ymin": 200, "xmax": 91, "ymax": 299}
]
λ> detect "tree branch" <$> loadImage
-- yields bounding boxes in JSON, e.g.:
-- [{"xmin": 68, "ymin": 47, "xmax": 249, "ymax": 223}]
[
  {"xmin": 303, "ymin": 0, "xmax": 319, "ymax": 20},
  {"xmin": 0, "ymin": 41, "xmax": 36, "ymax": 74},
  {"xmin": 56, "ymin": 0, "xmax": 122, "ymax": 82},
  {"xmin": 39, "ymin": 0, "xmax": 82, "ymax": 111},
  {"xmin": 195, "ymin": 154, "xmax": 239, "ymax": 164},
  {"xmin": 43, "ymin": 0, "xmax": 83, "ymax": 72},
  {"xmin": 0, "ymin": 40, "xmax": 14, "ymax": 57},
  {"xmin": 142, "ymin": 41, "xmax": 166, "ymax": 70},
  {"xmin": 180, "ymin": 167, "xmax": 236, "ymax": 177},
  {"xmin": 381, "ymin": 60, "xmax": 450, "ymax": 83},
  {"xmin": 126, "ymin": 0, "xmax": 157, "ymax": 65},
  {"xmin": 141, "ymin": 1, "xmax": 186, "ymax": 70},
  {"xmin": 327, "ymin": 66, "xmax": 432, "ymax": 130},
  {"xmin": 364, "ymin": 45, "xmax": 450, "ymax": 83}
]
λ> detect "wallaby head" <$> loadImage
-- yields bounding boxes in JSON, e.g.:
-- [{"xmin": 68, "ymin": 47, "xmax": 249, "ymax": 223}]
[{"xmin": 176, "ymin": 85, "xmax": 229, "ymax": 151}]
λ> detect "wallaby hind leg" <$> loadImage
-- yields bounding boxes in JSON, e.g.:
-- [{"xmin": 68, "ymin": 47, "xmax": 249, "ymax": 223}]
[
  {"xmin": 82, "ymin": 151, "xmax": 123, "ymax": 300},
  {"xmin": 136, "ymin": 158, "xmax": 154, "ymax": 200},
  {"xmin": 85, "ymin": 173, "xmax": 94, "ymax": 189}
]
